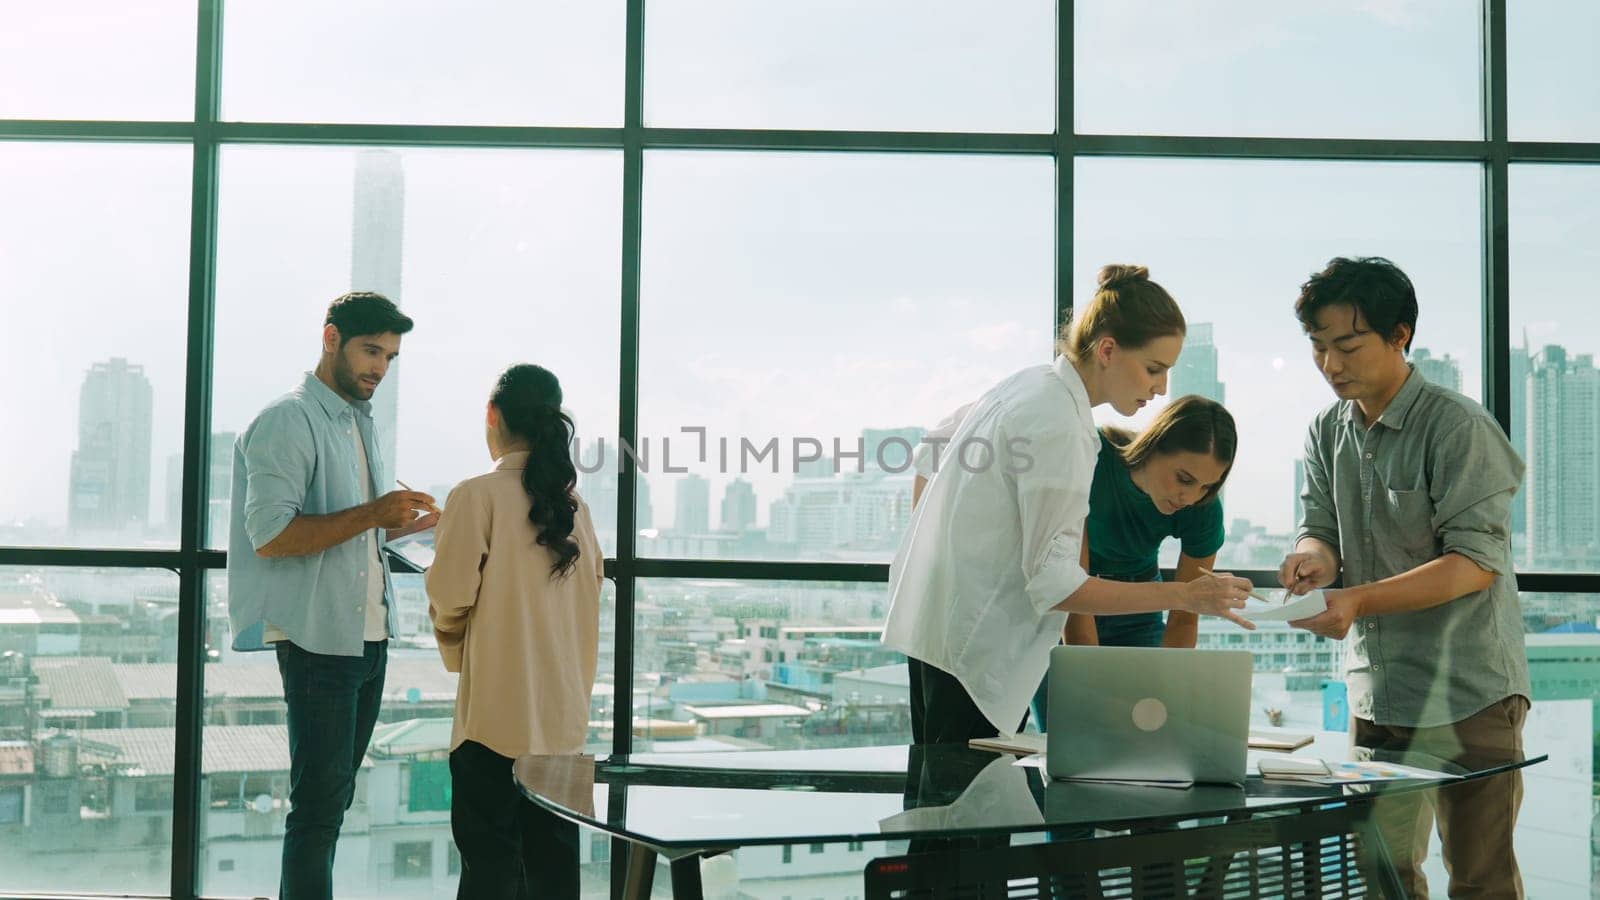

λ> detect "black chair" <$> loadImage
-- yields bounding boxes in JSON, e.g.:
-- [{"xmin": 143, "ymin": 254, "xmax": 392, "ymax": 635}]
[{"xmin": 865, "ymin": 805, "xmax": 1406, "ymax": 899}]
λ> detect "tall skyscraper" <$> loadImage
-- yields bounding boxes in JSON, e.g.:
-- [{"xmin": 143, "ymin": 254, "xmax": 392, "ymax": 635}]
[
  {"xmin": 720, "ymin": 478, "xmax": 757, "ymax": 533},
  {"xmin": 68, "ymin": 358, "xmax": 153, "ymax": 533},
  {"xmin": 1169, "ymin": 322, "xmax": 1224, "ymax": 404},
  {"xmin": 577, "ymin": 440, "xmax": 652, "ymax": 555},
  {"xmin": 352, "ymin": 149, "xmax": 405, "ymax": 479},
  {"xmin": 1527, "ymin": 346, "xmax": 1600, "ymax": 568},
  {"xmin": 1509, "ymin": 336, "xmax": 1530, "ymax": 540},
  {"xmin": 1411, "ymin": 347, "xmax": 1462, "ymax": 393},
  {"xmin": 164, "ymin": 431, "xmax": 238, "ymax": 542},
  {"xmin": 674, "ymin": 475, "xmax": 710, "ymax": 535}
]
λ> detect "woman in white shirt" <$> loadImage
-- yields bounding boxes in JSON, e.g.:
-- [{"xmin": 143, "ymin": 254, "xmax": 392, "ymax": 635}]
[
  {"xmin": 426, "ymin": 364, "xmax": 604, "ymax": 900},
  {"xmin": 883, "ymin": 265, "xmax": 1254, "ymax": 744}
]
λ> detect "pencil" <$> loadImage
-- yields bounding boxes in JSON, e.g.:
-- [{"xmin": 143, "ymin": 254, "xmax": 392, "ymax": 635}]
[{"xmin": 1196, "ymin": 567, "xmax": 1275, "ymax": 604}]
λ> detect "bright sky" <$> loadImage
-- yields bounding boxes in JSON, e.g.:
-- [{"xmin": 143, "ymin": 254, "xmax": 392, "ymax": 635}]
[{"xmin": 1, "ymin": 0, "xmax": 1596, "ymax": 553}]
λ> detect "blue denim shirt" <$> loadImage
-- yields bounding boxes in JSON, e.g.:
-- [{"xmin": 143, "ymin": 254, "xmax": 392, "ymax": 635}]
[{"xmin": 227, "ymin": 372, "xmax": 396, "ymax": 656}]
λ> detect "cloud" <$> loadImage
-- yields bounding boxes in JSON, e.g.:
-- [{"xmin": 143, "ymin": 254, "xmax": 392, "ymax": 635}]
[{"xmin": 967, "ymin": 321, "xmax": 1027, "ymax": 353}]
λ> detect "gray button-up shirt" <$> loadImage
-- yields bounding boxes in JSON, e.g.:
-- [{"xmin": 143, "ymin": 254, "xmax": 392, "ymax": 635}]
[
  {"xmin": 226, "ymin": 372, "xmax": 396, "ymax": 656},
  {"xmin": 1297, "ymin": 366, "xmax": 1530, "ymax": 728}
]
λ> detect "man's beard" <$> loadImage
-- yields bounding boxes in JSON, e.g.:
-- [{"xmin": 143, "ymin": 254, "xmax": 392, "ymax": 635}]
[{"xmin": 334, "ymin": 354, "xmax": 372, "ymax": 399}]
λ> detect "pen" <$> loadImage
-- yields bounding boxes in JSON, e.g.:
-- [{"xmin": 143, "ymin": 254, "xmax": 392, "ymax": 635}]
[
  {"xmin": 396, "ymin": 478, "xmax": 414, "ymax": 491},
  {"xmin": 1197, "ymin": 567, "xmax": 1276, "ymax": 604}
]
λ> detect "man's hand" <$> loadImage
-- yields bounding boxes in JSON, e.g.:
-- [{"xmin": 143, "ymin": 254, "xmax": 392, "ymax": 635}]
[
  {"xmin": 1278, "ymin": 550, "xmax": 1336, "ymax": 596},
  {"xmin": 1288, "ymin": 588, "xmax": 1361, "ymax": 639},
  {"xmin": 369, "ymin": 490, "xmax": 438, "ymax": 531},
  {"xmin": 1181, "ymin": 572, "xmax": 1255, "ymax": 630},
  {"xmin": 386, "ymin": 509, "xmax": 440, "ymax": 541}
]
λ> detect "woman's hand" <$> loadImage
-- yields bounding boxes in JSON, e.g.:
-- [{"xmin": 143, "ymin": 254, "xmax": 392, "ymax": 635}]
[{"xmin": 1180, "ymin": 572, "xmax": 1255, "ymax": 630}]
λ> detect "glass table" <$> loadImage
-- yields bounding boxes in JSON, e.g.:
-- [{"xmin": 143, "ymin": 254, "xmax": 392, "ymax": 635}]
[{"xmin": 514, "ymin": 739, "xmax": 1544, "ymax": 899}]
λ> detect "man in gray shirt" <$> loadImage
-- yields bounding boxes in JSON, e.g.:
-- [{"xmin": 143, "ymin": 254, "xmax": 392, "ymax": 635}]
[{"xmin": 1279, "ymin": 257, "xmax": 1530, "ymax": 900}]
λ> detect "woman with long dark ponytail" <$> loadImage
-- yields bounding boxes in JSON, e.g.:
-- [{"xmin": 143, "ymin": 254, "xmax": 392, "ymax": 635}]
[{"xmin": 426, "ymin": 364, "xmax": 603, "ymax": 900}]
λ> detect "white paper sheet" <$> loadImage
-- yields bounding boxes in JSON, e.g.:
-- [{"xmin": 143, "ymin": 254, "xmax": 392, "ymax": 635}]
[{"xmin": 1240, "ymin": 588, "xmax": 1327, "ymax": 622}]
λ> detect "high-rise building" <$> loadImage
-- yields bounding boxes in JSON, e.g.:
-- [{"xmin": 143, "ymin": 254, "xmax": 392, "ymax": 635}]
[
  {"xmin": 720, "ymin": 479, "xmax": 757, "ymax": 534},
  {"xmin": 576, "ymin": 440, "xmax": 653, "ymax": 554},
  {"xmin": 68, "ymin": 358, "xmax": 153, "ymax": 534},
  {"xmin": 1411, "ymin": 347, "xmax": 1462, "ymax": 394},
  {"xmin": 164, "ymin": 431, "xmax": 239, "ymax": 543},
  {"xmin": 862, "ymin": 427, "xmax": 925, "ymax": 476},
  {"xmin": 1527, "ymin": 346, "xmax": 1600, "ymax": 568},
  {"xmin": 351, "ymin": 149, "xmax": 405, "ymax": 479},
  {"xmin": 1169, "ymin": 322, "xmax": 1224, "ymax": 404},
  {"xmin": 165, "ymin": 452, "xmax": 183, "ymax": 534},
  {"xmin": 674, "ymin": 474, "xmax": 710, "ymax": 535},
  {"xmin": 1509, "ymin": 336, "xmax": 1530, "ymax": 540}
]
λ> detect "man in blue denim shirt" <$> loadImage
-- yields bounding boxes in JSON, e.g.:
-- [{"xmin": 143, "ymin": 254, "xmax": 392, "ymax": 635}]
[{"xmin": 228, "ymin": 291, "xmax": 438, "ymax": 900}]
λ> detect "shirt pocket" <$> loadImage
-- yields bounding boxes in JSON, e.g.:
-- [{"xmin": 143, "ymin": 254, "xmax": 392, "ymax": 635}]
[{"xmin": 1373, "ymin": 475, "xmax": 1437, "ymax": 561}]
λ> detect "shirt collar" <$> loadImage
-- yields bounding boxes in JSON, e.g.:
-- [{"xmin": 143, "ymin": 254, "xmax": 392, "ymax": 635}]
[
  {"xmin": 494, "ymin": 450, "xmax": 532, "ymax": 471},
  {"xmin": 1342, "ymin": 364, "xmax": 1424, "ymax": 431},
  {"xmin": 1051, "ymin": 354, "xmax": 1093, "ymax": 420},
  {"xmin": 302, "ymin": 371, "xmax": 371, "ymax": 421}
]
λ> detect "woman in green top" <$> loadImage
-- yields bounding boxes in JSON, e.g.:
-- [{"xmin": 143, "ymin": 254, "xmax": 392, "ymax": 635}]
[{"xmin": 1032, "ymin": 395, "xmax": 1238, "ymax": 728}]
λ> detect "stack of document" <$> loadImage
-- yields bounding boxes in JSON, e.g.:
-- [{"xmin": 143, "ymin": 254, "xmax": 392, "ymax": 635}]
[{"xmin": 1257, "ymin": 756, "xmax": 1460, "ymax": 785}]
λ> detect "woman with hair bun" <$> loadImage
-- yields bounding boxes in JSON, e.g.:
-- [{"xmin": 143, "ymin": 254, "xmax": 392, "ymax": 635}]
[
  {"xmin": 426, "ymin": 363, "xmax": 604, "ymax": 900},
  {"xmin": 885, "ymin": 265, "xmax": 1255, "ymax": 744}
]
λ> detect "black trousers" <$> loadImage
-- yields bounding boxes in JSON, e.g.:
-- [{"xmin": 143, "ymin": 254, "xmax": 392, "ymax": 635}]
[
  {"xmin": 908, "ymin": 656, "xmax": 1027, "ymax": 745},
  {"xmin": 450, "ymin": 739, "xmax": 579, "ymax": 900}
]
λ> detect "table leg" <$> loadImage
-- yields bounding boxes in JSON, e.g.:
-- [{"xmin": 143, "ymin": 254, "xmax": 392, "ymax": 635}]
[
  {"xmin": 669, "ymin": 854, "xmax": 705, "ymax": 900},
  {"xmin": 622, "ymin": 842, "xmax": 658, "ymax": 900}
]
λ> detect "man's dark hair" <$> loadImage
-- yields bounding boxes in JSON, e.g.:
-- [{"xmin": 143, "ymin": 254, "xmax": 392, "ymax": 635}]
[
  {"xmin": 1294, "ymin": 257, "xmax": 1417, "ymax": 352},
  {"xmin": 325, "ymin": 291, "xmax": 413, "ymax": 347}
]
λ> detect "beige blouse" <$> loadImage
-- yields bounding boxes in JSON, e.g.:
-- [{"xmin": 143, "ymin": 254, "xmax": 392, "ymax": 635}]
[{"xmin": 425, "ymin": 451, "xmax": 604, "ymax": 758}]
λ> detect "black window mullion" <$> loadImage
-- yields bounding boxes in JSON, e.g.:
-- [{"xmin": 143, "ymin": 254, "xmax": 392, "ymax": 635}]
[{"xmin": 171, "ymin": 1, "xmax": 223, "ymax": 898}]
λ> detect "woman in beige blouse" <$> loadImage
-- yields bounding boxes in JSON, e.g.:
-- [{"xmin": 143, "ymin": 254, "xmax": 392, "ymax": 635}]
[{"xmin": 425, "ymin": 363, "xmax": 603, "ymax": 900}]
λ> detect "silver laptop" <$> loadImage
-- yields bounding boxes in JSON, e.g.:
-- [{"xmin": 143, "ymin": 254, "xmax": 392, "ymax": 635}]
[{"xmin": 1046, "ymin": 645, "xmax": 1252, "ymax": 785}]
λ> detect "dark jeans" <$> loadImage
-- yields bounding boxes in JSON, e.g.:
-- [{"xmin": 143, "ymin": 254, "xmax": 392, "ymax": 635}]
[
  {"xmin": 908, "ymin": 657, "xmax": 1028, "ymax": 745},
  {"xmin": 275, "ymin": 639, "xmax": 387, "ymax": 900},
  {"xmin": 450, "ymin": 739, "xmax": 579, "ymax": 900}
]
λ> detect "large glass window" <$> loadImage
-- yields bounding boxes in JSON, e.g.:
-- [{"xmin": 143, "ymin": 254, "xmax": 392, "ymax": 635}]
[
  {"xmin": 1509, "ymin": 164, "xmax": 1600, "ymax": 573},
  {"xmin": 1073, "ymin": 158, "xmax": 1484, "ymax": 572},
  {"xmin": 1509, "ymin": 0, "xmax": 1600, "ymax": 142},
  {"xmin": 632, "ymin": 580, "xmax": 906, "ymax": 752},
  {"xmin": 644, "ymin": 0, "xmax": 1054, "ymax": 132},
  {"xmin": 198, "ymin": 572, "xmax": 618, "ymax": 897},
  {"xmin": 6, "ymin": 2, "xmax": 1600, "ymax": 898},
  {"xmin": 0, "ymin": 566, "xmax": 179, "ymax": 896},
  {"xmin": 1515, "ymin": 593, "xmax": 1598, "ymax": 897},
  {"xmin": 209, "ymin": 145, "xmax": 622, "ymax": 551},
  {"xmin": 220, "ymin": 1, "xmax": 625, "ymax": 126},
  {"xmin": 1074, "ymin": 0, "xmax": 1482, "ymax": 139},
  {"xmin": 0, "ymin": 2, "xmax": 196, "ymax": 121},
  {"xmin": 635, "ymin": 151, "xmax": 1054, "ymax": 561},
  {"xmin": 0, "ymin": 142, "xmax": 192, "ymax": 549}
]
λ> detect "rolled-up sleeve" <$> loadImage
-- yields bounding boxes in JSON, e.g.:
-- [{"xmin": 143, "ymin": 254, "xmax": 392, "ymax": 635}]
[
  {"xmin": 1007, "ymin": 418, "xmax": 1092, "ymax": 616},
  {"xmin": 241, "ymin": 406, "xmax": 315, "ymax": 551},
  {"xmin": 1295, "ymin": 422, "xmax": 1341, "ymax": 552},
  {"xmin": 1429, "ymin": 417, "xmax": 1522, "ymax": 576},
  {"xmin": 425, "ymin": 483, "xmax": 491, "ymax": 671}
]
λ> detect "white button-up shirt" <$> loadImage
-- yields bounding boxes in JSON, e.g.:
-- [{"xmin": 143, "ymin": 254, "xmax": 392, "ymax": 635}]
[{"xmin": 883, "ymin": 356, "xmax": 1099, "ymax": 734}]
